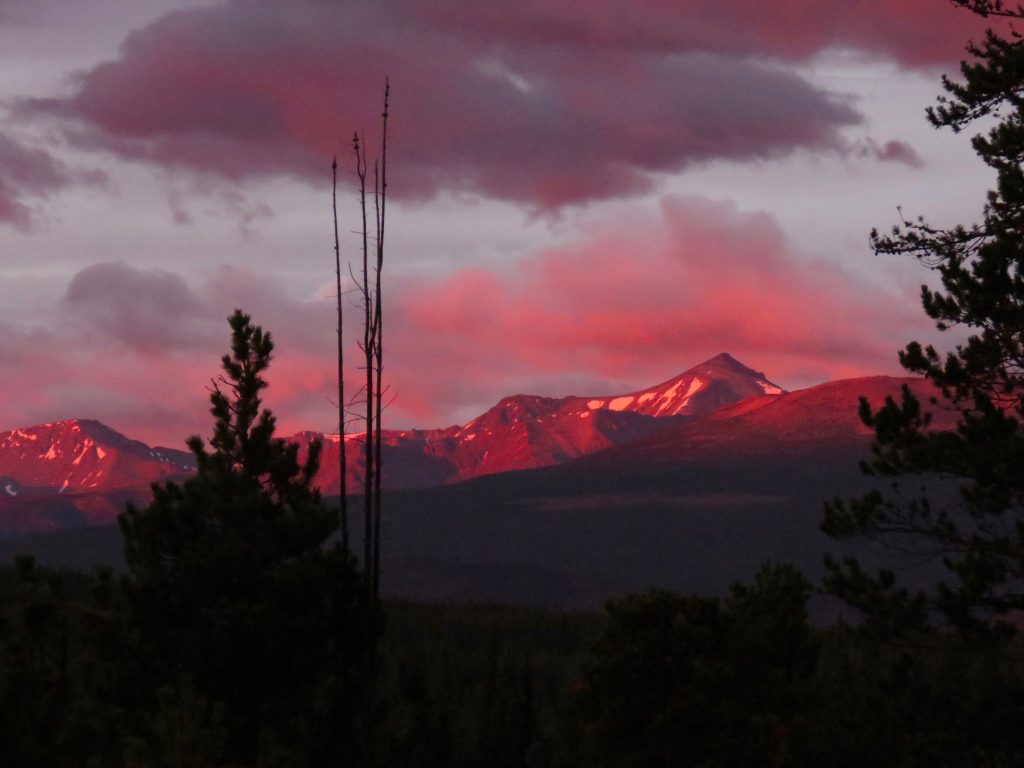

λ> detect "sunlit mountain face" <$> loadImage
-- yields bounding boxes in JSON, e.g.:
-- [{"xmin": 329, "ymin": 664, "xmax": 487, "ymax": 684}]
[
  {"xmin": 251, "ymin": 352, "xmax": 785, "ymax": 493},
  {"xmin": 0, "ymin": 418, "xmax": 194, "ymax": 497},
  {"xmin": 0, "ymin": 419, "xmax": 195, "ymax": 533},
  {"xmin": 0, "ymin": 352, "xmax": 951, "ymax": 539}
]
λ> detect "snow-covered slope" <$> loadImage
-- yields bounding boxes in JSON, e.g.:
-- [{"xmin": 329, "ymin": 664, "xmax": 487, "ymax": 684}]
[
  {"xmin": 305, "ymin": 352, "xmax": 786, "ymax": 491},
  {"xmin": 0, "ymin": 419, "xmax": 194, "ymax": 496},
  {"xmin": 575, "ymin": 352, "xmax": 784, "ymax": 418},
  {"xmin": 577, "ymin": 375, "xmax": 948, "ymax": 469},
  {"xmin": 0, "ymin": 353, "xmax": 786, "ymax": 531},
  {"xmin": 0, "ymin": 420, "xmax": 196, "ymax": 533}
]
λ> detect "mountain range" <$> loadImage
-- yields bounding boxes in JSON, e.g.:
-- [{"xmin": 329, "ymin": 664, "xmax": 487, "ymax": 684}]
[
  {"xmin": 305, "ymin": 351, "xmax": 787, "ymax": 492},
  {"xmin": 0, "ymin": 353, "xmax": 953, "ymax": 608},
  {"xmin": 0, "ymin": 352, "xmax": 788, "ymax": 534}
]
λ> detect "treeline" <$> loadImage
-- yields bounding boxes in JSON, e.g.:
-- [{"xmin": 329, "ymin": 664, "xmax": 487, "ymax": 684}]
[{"xmin": 4, "ymin": 559, "xmax": 1024, "ymax": 767}]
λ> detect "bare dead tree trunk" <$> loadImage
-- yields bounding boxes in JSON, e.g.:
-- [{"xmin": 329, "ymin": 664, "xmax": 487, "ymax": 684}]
[
  {"xmin": 331, "ymin": 156, "xmax": 348, "ymax": 551},
  {"xmin": 372, "ymin": 79, "xmax": 389, "ymax": 601},
  {"xmin": 354, "ymin": 132, "xmax": 374, "ymax": 594},
  {"xmin": 342, "ymin": 80, "xmax": 391, "ymax": 603}
]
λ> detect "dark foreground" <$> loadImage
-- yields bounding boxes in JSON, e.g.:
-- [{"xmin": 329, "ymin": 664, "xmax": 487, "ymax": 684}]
[
  {"xmin": 0, "ymin": 440, "xmax": 922, "ymax": 614},
  {"xmin": 3, "ymin": 559, "xmax": 1023, "ymax": 768}
]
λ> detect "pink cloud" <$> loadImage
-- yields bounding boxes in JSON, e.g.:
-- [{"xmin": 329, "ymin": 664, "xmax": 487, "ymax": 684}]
[
  {"xmin": 0, "ymin": 199, "xmax": 933, "ymax": 444},
  {"xmin": 19, "ymin": 0, "xmax": 971, "ymax": 210},
  {"xmin": 857, "ymin": 138, "xmax": 925, "ymax": 168},
  {"xmin": 875, "ymin": 139, "xmax": 925, "ymax": 167},
  {"xmin": 0, "ymin": 261, "xmax": 343, "ymax": 445},
  {"xmin": 21, "ymin": 0, "xmax": 987, "ymax": 210},
  {"xmin": 384, "ymin": 196, "xmax": 923, "ymax": 423},
  {"xmin": 19, "ymin": 1, "xmax": 987, "ymax": 210},
  {"xmin": 0, "ymin": 315, "xmax": 208, "ymax": 446}
]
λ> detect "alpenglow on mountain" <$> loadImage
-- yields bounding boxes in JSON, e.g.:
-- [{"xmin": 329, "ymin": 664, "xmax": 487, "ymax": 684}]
[
  {"xmin": 0, "ymin": 353, "xmax": 784, "ymax": 533},
  {"xmin": 301, "ymin": 352, "xmax": 786, "ymax": 490},
  {"xmin": 0, "ymin": 419, "xmax": 195, "ymax": 533}
]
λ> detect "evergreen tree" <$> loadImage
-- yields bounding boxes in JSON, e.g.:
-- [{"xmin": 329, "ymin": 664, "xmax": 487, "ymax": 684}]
[
  {"xmin": 0, "ymin": 558, "xmax": 125, "ymax": 768},
  {"xmin": 569, "ymin": 565, "xmax": 816, "ymax": 768},
  {"xmin": 119, "ymin": 310, "xmax": 372, "ymax": 766},
  {"xmin": 823, "ymin": 1, "xmax": 1024, "ymax": 633}
]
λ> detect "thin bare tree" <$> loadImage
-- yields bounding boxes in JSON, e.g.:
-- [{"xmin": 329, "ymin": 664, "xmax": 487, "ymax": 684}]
[
  {"xmin": 331, "ymin": 156, "xmax": 349, "ymax": 551},
  {"xmin": 354, "ymin": 129, "xmax": 373, "ymax": 594},
  {"xmin": 372, "ymin": 79, "xmax": 389, "ymax": 601},
  {"xmin": 348, "ymin": 78, "xmax": 390, "ymax": 602}
]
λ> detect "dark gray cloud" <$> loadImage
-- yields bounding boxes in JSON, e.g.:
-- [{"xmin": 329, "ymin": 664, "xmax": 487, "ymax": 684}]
[
  {"xmin": 61, "ymin": 260, "xmax": 335, "ymax": 359},
  {"xmin": 0, "ymin": 133, "xmax": 78, "ymax": 230},
  {"xmin": 15, "ymin": 0, "xmax": 920, "ymax": 210},
  {"xmin": 63, "ymin": 261, "xmax": 218, "ymax": 353}
]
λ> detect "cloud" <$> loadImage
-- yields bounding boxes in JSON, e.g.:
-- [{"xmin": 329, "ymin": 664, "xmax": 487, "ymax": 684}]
[
  {"xmin": 383, "ymin": 196, "xmax": 923, "ymax": 423},
  {"xmin": 63, "ymin": 261, "xmax": 217, "ymax": 353},
  {"xmin": 19, "ymin": 0, "xmax": 956, "ymax": 210},
  {"xmin": 0, "ymin": 314, "xmax": 211, "ymax": 446},
  {"xmin": 874, "ymin": 139, "xmax": 925, "ymax": 168},
  {"xmin": 13, "ymin": 261, "xmax": 341, "ymax": 444},
  {"xmin": 0, "ymin": 132, "xmax": 78, "ymax": 230},
  {"xmin": 0, "ymin": 199, "xmax": 929, "ymax": 443},
  {"xmin": 425, "ymin": 0, "xmax": 990, "ymax": 67},
  {"xmin": 857, "ymin": 138, "xmax": 925, "ymax": 168},
  {"xmin": 61, "ymin": 260, "xmax": 338, "ymax": 357}
]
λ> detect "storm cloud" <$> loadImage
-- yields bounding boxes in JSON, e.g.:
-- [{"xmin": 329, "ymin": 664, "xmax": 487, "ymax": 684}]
[{"xmin": 16, "ymin": 0, "xmax": 975, "ymax": 209}]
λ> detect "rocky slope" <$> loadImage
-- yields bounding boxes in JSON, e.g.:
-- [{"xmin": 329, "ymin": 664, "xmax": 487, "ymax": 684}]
[
  {"xmin": 0, "ymin": 352, "xmax": 791, "ymax": 533},
  {"xmin": 0, "ymin": 419, "xmax": 195, "ymax": 532},
  {"xmin": 303, "ymin": 352, "xmax": 786, "ymax": 492}
]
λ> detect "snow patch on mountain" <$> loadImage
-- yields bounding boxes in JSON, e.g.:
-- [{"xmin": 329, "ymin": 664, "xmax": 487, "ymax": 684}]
[
  {"xmin": 683, "ymin": 377, "xmax": 705, "ymax": 400},
  {"xmin": 0, "ymin": 353, "xmax": 788, "ymax": 515},
  {"xmin": 72, "ymin": 441, "xmax": 93, "ymax": 466}
]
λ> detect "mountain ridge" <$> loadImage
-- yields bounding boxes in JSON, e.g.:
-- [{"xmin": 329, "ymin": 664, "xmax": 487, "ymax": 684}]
[
  {"xmin": 0, "ymin": 354, "xmax": 938, "ymax": 537},
  {"xmin": 0, "ymin": 372, "xmax": 950, "ymax": 610},
  {"xmin": 305, "ymin": 351, "xmax": 786, "ymax": 490}
]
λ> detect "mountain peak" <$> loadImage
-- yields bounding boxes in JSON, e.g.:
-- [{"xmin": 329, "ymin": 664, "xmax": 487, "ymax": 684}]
[
  {"xmin": 0, "ymin": 417, "xmax": 195, "ymax": 500},
  {"xmin": 697, "ymin": 352, "xmax": 765, "ymax": 377},
  {"xmin": 576, "ymin": 356, "xmax": 777, "ymax": 420},
  {"xmin": 0, "ymin": 353, "xmax": 788, "ymax": 528},
  {"xmin": 708, "ymin": 351, "xmax": 741, "ymax": 364}
]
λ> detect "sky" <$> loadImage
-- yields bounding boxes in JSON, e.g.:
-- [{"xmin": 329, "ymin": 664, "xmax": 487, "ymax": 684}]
[{"xmin": 0, "ymin": 0, "xmax": 1003, "ymax": 446}]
